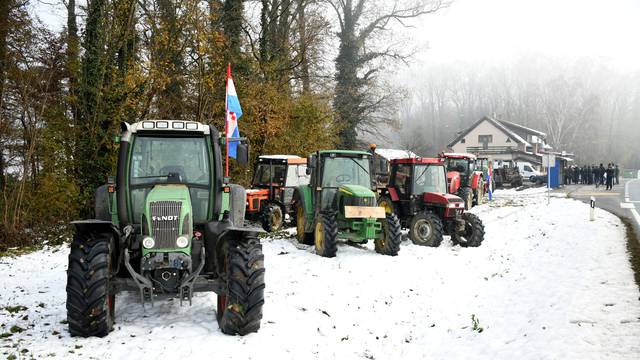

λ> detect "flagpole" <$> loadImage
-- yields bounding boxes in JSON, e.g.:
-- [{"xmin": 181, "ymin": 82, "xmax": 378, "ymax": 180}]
[{"xmin": 225, "ymin": 63, "xmax": 230, "ymax": 178}]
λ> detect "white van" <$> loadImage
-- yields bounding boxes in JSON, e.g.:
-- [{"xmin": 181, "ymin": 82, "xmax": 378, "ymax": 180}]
[{"xmin": 517, "ymin": 162, "xmax": 542, "ymax": 181}]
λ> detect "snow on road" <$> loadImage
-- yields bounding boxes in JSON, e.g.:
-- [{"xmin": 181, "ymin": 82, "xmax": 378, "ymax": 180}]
[{"xmin": 1, "ymin": 190, "xmax": 639, "ymax": 359}]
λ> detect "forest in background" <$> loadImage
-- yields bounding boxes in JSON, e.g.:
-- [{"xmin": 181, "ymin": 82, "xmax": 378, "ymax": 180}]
[{"xmin": 0, "ymin": 0, "xmax": 445, "ymax": 249}]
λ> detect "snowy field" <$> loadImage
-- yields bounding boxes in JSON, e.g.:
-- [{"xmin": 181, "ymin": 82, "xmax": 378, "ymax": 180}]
[{"xmin": 1, "ymin": 189, "xmax": 640, "ymax": 359}]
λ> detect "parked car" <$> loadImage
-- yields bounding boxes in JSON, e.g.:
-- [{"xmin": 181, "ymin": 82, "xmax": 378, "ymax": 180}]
[{"xmin": 517, "ymin": 162, "xmax": 542, "ymax": 182}]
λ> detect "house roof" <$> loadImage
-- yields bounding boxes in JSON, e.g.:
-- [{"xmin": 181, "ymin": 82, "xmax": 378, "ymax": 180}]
[
  {"xmin": 498, "ymin": 120, "xmax": 547, "ymax": 138},
  {"xmin": 447, "ymin": 116, "xmax": 531, "ymax": 148}
]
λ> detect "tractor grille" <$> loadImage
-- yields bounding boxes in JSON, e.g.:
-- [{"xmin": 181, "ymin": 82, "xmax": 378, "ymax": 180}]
[
  {"xmin": 345, "ymin": 196, "xmax": 376, "ymax": 207},
  {"xmin": 150, "ymin": 201, "xmax": 182, "ymax": 249}
]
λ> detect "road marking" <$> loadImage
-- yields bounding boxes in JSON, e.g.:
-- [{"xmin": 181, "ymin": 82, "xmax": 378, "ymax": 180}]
[
  {"xmin": 631, "ymin": 208, "xmax": 640, "ymax": 227},
  {"xmin": 620, "ymin": 202, "xmax": 635, "ymax": 209},
  {"xmin": 625, "ymin": 178, "xmax": 640, "ymax": 202}
]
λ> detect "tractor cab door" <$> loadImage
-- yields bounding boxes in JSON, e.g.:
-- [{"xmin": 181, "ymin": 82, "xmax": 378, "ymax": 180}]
[{"xmin": 389, "ymin": 163, "xmax": 413, "ymax": 218}]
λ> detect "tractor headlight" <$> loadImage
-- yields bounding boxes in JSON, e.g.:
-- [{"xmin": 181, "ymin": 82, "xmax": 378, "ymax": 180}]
[
  {"xmin": 176, "ymin": 236, "xmax": 189, "ymax": 248},
  {"xmin": 142, "ymin": 237, "xmax": 155, "ymax": 249}
]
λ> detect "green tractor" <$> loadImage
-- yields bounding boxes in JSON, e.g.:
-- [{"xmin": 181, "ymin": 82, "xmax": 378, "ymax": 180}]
[
  {"xmin": 293, "ymin": 150, "xmax": 402, "ymax": 257},
  {"xmin": 66, "ymin": 120, "xmax": 265, "ymax": 337}
]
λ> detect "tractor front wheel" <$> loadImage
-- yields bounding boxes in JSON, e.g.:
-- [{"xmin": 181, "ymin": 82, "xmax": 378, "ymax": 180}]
[
  {"xmin": 458, "ymin": 187, "xmax": 473, "ymax": 210},
  {"xmin": 452, "ymin": 213, "xmax": 485, "ymax": 247},
  {"xmin": 408, "ymin": 212, "xmax": 444, "ymax": 247},
  {"xmin": 261, "ymin": 203, "xmax": 284, "ymax": 232},
  {"xmin": 217, "ymin": 234, "xmax": 265, "ymax": 335},
  {"xmin": 314, "ymin": 211, "xmax": 338, "ymax": 258},
  {"xmin": 375, "ymin": 213, "xmax": 402, "ymax": 256},
  {"xmin": 66, "ymin": 230, "xmax": 114, "ymax": 337}
]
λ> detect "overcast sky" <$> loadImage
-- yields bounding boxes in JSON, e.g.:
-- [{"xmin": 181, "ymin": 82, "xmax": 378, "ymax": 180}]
[{"xmin": 33, "ymin": 0, "xmax": 640, "ymax": 72}]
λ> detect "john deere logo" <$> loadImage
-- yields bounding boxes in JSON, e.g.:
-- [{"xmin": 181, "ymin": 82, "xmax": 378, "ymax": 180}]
[{"xmin": 152, "ymin": 216, "xmax": 178, "ymax": 221}]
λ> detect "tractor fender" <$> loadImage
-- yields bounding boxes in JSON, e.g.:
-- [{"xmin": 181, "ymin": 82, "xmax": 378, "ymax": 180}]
[
  {"xmin": 387, "ymin": 186, "xmax": 400, "ymax": 201},
  {"xmin": 293, "ymin": 185, "xmax": 314, "ymax": 233},
  {"xmin": 70, "ymin": 220, "xmax": 119, "ymax": 237},
  {"xmin": 447, "ymin": 172, "xmax": 461, "ymax": 194},
  {"xmin": 471, "ymin": 172, "xmax": 482, "ymax": 189},
  {"xmin": 227, "ymin": 184, "xmax": 247, "ymax": 227},
  {"xmin": 205, "ymin": 219, "xmax": 264, "ymax": 276}
]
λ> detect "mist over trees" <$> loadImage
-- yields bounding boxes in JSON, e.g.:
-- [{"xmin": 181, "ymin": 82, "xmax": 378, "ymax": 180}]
[
  {"xmin": 0, "ymin": 0, "xmax": 442, "ymax": 248},
  {"xmin": 393, "ymin": 57, "xmax": 640, "ymax": 168}
]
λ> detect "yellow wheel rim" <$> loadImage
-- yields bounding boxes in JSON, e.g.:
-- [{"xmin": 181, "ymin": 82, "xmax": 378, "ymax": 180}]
[
  {"xmin": 296, "ymin": 205, "xmax": 305, "ymax": 238},
  {"xmin": 315, "ymin": 221, "xmax": 324, "ymax": 251},
  {"xmin": 379, "ymin": 200, "xmax": 392, "ymax": 214}
]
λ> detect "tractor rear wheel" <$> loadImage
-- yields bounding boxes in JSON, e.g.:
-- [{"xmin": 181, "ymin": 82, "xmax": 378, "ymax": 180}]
[
  {"xmin": 375, "ymin": 213, "xmax": 402, "ymax": 255},
  {"xmin": 314, "ymin": 211, "xmax": 338, "ymax": 258},
  {"xmin": 66, "ymin": 230, "xmax": 114, "ymax": 337},
  {"xmin": 408, "ymin": 212, "xmax": 444, "ymax": 247},
  {"xmin": 260, "ymin": 203, "xmax": 284, "ymax": 232},
  {"xmin": 217, "ymin": 234, "xmax": 265, "ymax": 335},
  {"xmin": 458, "ymin": 187, "xmax": 473, "ymax": 210},
  {"xmin": 295, "ymin": 201, "xmax": 314, "ymax": 245},
  {"xmin": 452, "ymin": 213, "xmax": 485, "ymax": 247}
]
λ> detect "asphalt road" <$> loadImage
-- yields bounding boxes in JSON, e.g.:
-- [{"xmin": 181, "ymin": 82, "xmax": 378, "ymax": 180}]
[{"xmin": 566, "ymin": 178, "xmax": 640, "ymax": 241}]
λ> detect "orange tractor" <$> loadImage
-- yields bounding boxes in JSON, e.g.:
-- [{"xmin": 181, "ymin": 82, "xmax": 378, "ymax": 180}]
[
  {"xmin": 246, "ymin": 155, "xmax": 310, "ymax": 231},
  {"xmin": 439, "ymin": 153, "xmax": 485, "ymax": 210}
]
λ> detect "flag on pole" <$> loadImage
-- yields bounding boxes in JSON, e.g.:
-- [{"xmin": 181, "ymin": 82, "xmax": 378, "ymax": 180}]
[
  {"xmin": 226, "ymin": 65, "xmax": 243, "ymax": 159},
  {"xmin": 487, "ymin": 164, "xmax": 493, "ymax": 201}
]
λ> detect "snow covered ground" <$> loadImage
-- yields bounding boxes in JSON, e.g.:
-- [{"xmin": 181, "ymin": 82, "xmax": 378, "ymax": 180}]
[{"xmin": 1, "ymin": 189, "xmax": 640, "ymax": 359}]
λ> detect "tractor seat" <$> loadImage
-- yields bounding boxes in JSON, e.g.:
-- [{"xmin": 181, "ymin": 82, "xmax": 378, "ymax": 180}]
[{"xmin": 159, "ymin": 165, "xmax": 186, "ymax": 182}]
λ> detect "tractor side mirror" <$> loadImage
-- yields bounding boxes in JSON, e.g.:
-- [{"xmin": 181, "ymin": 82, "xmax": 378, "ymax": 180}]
[
  {"xmin": 305, "ymin": 167, "xmax": 312, "ymax": 176},
  {"xmin": 307, "ymin": 154, "xmax": 317, "ymax": 169},
  {"xmin": 236, "ymin": 143, "xmax": 249, "ymax": 166}
]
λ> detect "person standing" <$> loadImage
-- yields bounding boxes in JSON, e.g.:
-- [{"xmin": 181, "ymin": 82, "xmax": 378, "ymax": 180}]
[
  {"xmin": 599, "ymin": 163, "xmax": 606, "ymax": 188},
  {"xmin": 614, "ymin": 164, "xmax": 620, "ymax": 185},
  {"xmin": 606, "ymin": 164, "xmax": 614, "ymax": 190}
]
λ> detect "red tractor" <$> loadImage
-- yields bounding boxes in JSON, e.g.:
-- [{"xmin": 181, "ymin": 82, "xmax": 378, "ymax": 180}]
[
  {"xmin": 377, "ymin": 157, "xmax": 485, "ymax": 247},
  {"xmin": 439, "ymin": 152, "xmax": 485, "ymax": 210},
  {"xmin": 246, "ymin": 155, "xmax": 310, "ymax": 231}
]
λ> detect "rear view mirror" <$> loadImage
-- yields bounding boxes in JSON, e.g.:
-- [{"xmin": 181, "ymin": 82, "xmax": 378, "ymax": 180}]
[
  {"xmin": 305, "ymin": 167, "xmax": 312, "ymax": 176},
  {"xmin": 236, "ymin": 143, "xmax": 249, "ymax": 166},
  {"xmin": 308, "ymin": 154, "xmax": 317, "ymax": 168}
]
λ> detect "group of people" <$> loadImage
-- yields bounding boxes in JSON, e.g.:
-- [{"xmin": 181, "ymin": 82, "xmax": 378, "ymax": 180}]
[{"xmin": 564, "ymin": 163, "xmax": 620, "ymax": 190}]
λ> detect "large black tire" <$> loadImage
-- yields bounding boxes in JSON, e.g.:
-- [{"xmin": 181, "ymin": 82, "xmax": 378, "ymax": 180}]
[
  {"xmin": 294, "ymin": 200, "xmax": 314, "ymax": 245},
  {"xmin": 94, "ymin": 185, "xmax": 110, "ymax": 221},
  {"xmin": 260, "ymin": 203, "xmax": 284, "ymax": 232},
  {"xmin": 314, "ymin": 211, "xmax": 338, "ymax": 258},
  {"xmin": 217, "ymin": 234, "xmax": 265, "ymax": 335},
  {"xmin": 375, "ymin": 213, "xmax": 402, "ymax": 255},
  {"xmin": 66, "ymin": 231, "xmax": 114, "ymax": 337},
  {"xmin": 458, "ymin": 187, "xmax": 473, "ymax": 210},
  {"xmin": 452, "ymin": 213, "xmax": 485, "ymax": 247},
  {"xmin": 408, "ymin": 212, "xmax": 444, "ymax": 247}
]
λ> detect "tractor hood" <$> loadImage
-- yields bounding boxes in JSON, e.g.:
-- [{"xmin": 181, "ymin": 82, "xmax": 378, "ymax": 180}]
[
  {"xmin": 338, "ymin": 184, "xmax": 376, "ymax": 198},
  {"xmin": 423, "ymin": 192, "xmax": 465, "ymax": 208},
  {"xmin": 143, "ymin": 184, "xmax": 192, "ymax": 254}
]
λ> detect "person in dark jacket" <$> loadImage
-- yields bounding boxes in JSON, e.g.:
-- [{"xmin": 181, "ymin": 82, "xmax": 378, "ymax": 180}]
[
  {"xmin": 614, "ymin": 164, "xmax": 620, "ymax": 185},
  {"xmin": 599, "ymin": 163, "xmax": 606, "ymax": 187},
  {"xmin": 606, "ymin": 164, "xmax": 614, "ymax": 190}
]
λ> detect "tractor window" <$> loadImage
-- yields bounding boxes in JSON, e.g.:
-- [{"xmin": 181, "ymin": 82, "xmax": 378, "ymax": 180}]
[
  {"xmin": 447, "ymin": 159, "xmax": 470, "ymax": 173},
  {"xmin": 394, "ymin": 164, "xmax": 411, "ymax": 195},
  {"xmin": 413, "ymin": 165, "xmax": 447, "ymax": 194},
  {"xmin": 130, "ymin": 136, "xmax": 210, "ymax": 186},
  {"xmin": 129, "ymin": 136, "xmax": 211, "ymax": 223},
  {"xmin": 321, "ymin": 156, "xmax": 371, "ymax": 188},
  {"xmin": 252, "ymin": 164, "xmax": 287, "ymax": 187},
  {"xmin": 285, "ymin": 165, "xmax": 309, "ymax": 187}
]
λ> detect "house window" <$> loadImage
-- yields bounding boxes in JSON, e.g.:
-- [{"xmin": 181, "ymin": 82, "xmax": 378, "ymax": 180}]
[
  {"xmin": 478, "ymin": 135, "xmax": 493, "ymax": 144},
  {"xmin": 461, "ymin": 138, "xmax": 466, "ymax": 144},
  {"xmin": 506, "ymin": 138, "xmax": 511, "ymax": 143}
]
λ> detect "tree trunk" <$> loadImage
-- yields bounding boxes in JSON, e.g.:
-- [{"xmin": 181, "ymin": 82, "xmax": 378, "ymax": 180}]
[{"xmin": 296, "ymin": 0, "xmax": 310, "ymax": 94}]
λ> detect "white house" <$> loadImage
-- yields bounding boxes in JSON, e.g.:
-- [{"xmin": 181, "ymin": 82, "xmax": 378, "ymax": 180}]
[{"xmin": 447, "ymin": 116, "xmax": 552, "ymax": 166}]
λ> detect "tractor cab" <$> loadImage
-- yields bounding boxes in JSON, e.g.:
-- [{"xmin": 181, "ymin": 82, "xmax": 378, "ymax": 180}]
[{"xmin": 246, "ymin": 155, "xmax": 309, "ymax": 231}]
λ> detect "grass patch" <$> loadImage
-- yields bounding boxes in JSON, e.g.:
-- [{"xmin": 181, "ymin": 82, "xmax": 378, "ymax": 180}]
[
  {"xmin": 621, "ymin": 217, "xmax": 640, "ymax": 292},
  {"xmin": 3, "ymin": 306, "xmax": 27, "ymax": 314}
]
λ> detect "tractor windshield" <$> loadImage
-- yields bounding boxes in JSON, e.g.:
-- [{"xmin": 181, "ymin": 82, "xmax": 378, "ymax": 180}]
[
  {"xmin": 129, "ymin": 135, "xmax": 211, "ymax": 223},
  {"xmin": 321, "ymin": 156, "xmax": 371, "ymax": 188},
  {"xmin": 446, "ymin": 158, "xmax": 473, "ymax": 174},
  {"xmin": 130, "ymin": 136, "xmax": 210, "ymax": 186},
  {"xmin": 252, "ymin": 164, "xmax": 287, "ymax": 187},
  {"xmin": 413, "ymin": 165, "xmax": 447, "ymax": 194}
]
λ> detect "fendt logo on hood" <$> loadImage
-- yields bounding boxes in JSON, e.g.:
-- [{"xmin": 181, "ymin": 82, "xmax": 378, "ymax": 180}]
[{"xmin": 152, "ymin": 215, "xmax": 178, "ymax": 221}]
